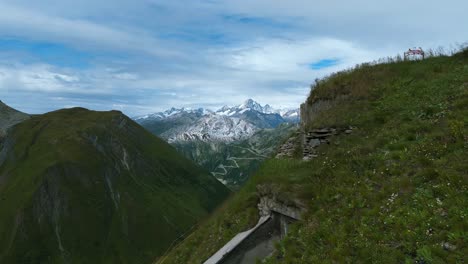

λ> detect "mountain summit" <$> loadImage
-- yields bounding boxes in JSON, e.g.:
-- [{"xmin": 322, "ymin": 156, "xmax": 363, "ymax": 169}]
[
  {"xmin": 215, "ymin": 99, "xmax": 298, "ymax": 120},
  {"xmin": 238, "ymin": 98, "xmax": 264, "ymax": 112}
]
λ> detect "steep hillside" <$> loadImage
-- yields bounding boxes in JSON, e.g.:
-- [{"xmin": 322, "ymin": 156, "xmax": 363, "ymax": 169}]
[
  {"xmin": 0, "ymin": 100, "xmax": 29, "ymax": 138},
  {"xmin": 0, "ymin": 107, "xmax": 229, "ymax": 263},
  {"xmin": 159, "ymin": 49, "xmax": 468, "ymax": 263}
]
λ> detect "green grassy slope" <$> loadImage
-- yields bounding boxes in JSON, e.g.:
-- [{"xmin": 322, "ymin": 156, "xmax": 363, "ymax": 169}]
[
  {"xmin": 160, "ymin": 49, "xmax": 468, "ymax": 263},
  {"xmin": 0, "ymin": 107, "xmax": 230, "ymax": 264}
]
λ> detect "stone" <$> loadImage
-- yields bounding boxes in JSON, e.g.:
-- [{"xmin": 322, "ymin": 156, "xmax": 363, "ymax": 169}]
[
  {"xmin": 307, "ymin": 138, "xmax": 321, "ymax": 148},
  {"xmin": 319, "ymin": 139, "xmax": 329, "ymax": 144},
  {"xmin": 309, "ymin": 133, "xmax": 333, "ymax": 138},
  {"xmin": 311, "ymin": 128, "xmax": 332, "ymax": 133},
  {"xmin": 442, "ymin": 242, "xmax": 456, "ymax": 251},
  {"xmin": 257, "ymin": 196, "xmax": 304, "ymax": 220}
]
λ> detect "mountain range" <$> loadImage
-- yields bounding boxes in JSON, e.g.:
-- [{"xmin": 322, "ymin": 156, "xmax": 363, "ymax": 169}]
[
  {"xmin": 134, "ymin": 99, "xmax": 299, "ymax": 143},
  {"xmin": 135, "ymin": 99, "xmax": 299, "ymax": 188}
]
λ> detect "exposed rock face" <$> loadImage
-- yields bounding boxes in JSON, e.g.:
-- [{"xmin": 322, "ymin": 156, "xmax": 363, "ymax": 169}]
[
  {"xmin": 275, "ymin": 131, "xmax": 301, "ymax": 159},
  {"xmin": 0, "ymin": 100, "xmax": 29, "ymax": 138},
  {"xmin": 275, "ymin": 126, "xmax": 355, "ymax": 160},
  {"xmin": 303, "ymin": 127, "xmax": 355, "ymax": 160},
  {"xmin": 258, "ymin": 196, "xmax": 304, "ymax": 220},
  {"xmin": 256, "ymin": 184, "xmax": 306, "ymax": 220},
  {"xmin": 275, "ymin": 96, "xmax": 355, "ymax": 160}
]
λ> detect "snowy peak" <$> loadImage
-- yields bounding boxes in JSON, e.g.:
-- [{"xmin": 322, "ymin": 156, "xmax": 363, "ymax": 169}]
[
  {"xmin": 238, "ymin": 99, "xmax": 264, "ymax": 112},
  {"xmin": 166, "ymin": 115, "xmax": 257, "ymax": 143},
  {"xmin": 281, "ymin": 109, "xmax": 300, "ymax": 122},
  {"xmin": 134, "ymin": 99, "xmax": 299, "ymax": 143},
  {"xmin": 136, "ymin": 99, "xmax": 298, "ymax": 121},
  {"xmin": 215, "ymin": 99, "xmax": 290, "ymax": 117},
  {"xmin": 134, "ymin": 107, "xmax": 209, "ymax": 121},
  {"xmin": 263, "ymin": 104, "xmax": 274, "ymax": 114}
]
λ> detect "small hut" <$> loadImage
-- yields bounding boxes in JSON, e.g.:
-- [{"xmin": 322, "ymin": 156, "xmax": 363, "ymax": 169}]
[{"xmin": 404, "ymin": 47, "xmax": 425, "ymax": 60}]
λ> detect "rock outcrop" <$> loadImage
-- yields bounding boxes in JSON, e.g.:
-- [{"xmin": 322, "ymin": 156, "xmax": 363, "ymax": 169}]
[
  {"xmin": 204, "ymin": 184, "xmax": 306, "ymax": 264},
  {"xmin": 302, "ymin": 126, "xmax": 355, "ymax": 160},
  {"xmin": 256, "ymin": 184, "xmax": 306, "ymax": 220},
  {"xmin": 276, "ymin": 126, "xmax": 355, "ymax": 160},
  {"xmin": 275, "ymin": 131, "xmax": 301, "ymax": 159}
]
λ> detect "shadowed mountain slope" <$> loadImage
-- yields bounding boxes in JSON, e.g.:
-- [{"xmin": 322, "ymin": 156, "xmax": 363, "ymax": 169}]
[{"xmin": 0, "ymin": 107, "xmax": 229, "ymax": 263}]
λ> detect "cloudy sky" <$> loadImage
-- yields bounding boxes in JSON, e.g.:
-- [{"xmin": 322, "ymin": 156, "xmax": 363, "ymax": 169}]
[{"xmin": 0, "ymin": 0, "xmax": 467, "ymax": 116}]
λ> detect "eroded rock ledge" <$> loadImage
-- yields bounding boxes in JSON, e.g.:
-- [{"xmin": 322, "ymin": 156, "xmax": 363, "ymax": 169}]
[
  {"xmin": 276, "ymin": 126, "xmax": 355, "ymax": 160},
  {"xmin": 257, "ymin": 184, "xmax": 306, "ymax": 220}
]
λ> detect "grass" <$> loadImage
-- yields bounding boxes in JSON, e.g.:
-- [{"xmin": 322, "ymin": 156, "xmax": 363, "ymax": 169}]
[{"xmin": 160, "ymin": 48, "xmax": 468, "ymax": 263}]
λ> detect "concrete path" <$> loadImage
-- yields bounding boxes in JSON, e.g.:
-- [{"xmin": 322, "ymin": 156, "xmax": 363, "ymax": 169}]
[{"xmin": 203, "ymin": 216, "xmax": 271, "ymax": 264}]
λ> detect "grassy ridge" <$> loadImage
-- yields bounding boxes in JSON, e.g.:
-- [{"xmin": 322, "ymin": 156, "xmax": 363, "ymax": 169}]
[
  {"xmin": 0, "ymin": 108, "xmax": 229, "ymax": 263},
  {"xmin": 160, "ymin": 49, "xmax": 468, "ymax": 263}
]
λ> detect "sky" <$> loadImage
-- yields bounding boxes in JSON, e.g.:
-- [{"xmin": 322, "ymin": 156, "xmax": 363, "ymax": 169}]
[{"xmin": 0, "ymin": 0, "xmax": 467, "ymax": 116}]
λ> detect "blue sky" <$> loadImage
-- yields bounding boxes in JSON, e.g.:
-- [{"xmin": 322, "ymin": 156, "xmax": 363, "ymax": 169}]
[
  {"xmin": 309, "ymin": 59, "xmax": 340, "ymax": 70},
  {"xmin": 0, "ymin": 0, "xmax": 467, "ymax": 116}
]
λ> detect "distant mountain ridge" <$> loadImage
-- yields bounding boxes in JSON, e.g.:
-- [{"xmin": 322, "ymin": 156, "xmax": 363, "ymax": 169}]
[
  {"xmin": 135, "ymin": 99, "xmax": 299, "ymax": 122},
  {"xmin": 134, "ymin": 99, "xmax": 299, "ymax": 143},
  {"xmin": 135, "ymin": 99, "xmax": 299, "ymax": 189},
  {"xmin": 215, "ymin": 99, "xmax": 299, "ymax": 121}
]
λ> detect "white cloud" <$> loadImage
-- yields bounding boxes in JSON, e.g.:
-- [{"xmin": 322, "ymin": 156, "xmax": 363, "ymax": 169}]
[
  {"xmin": 0, "ymin": 3, "xmax": 180, "ymax": 57},
  {"xmin": 0, "ymin": 0, "xmax": 467, "ymax": 115}
]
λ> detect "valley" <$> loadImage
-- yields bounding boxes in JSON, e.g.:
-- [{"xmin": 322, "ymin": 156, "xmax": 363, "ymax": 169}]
[{"xmin": 136, "ymin": 99, "xmax": 299, "ymax": 189}]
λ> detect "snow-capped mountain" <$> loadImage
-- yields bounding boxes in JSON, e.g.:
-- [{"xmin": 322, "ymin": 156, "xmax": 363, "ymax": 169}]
[
  {"xmin": 134, "ymin": 99, "xmax": 299, "ymax": 188},
  {"xmin": 280, "ymin": 109, "xmax": 300, "ymax": 122},
  {"xmin": 134, "ymin": 107, "xmax": 212, "ymax": 121},
  {"xmin": 165, "ymin": 115, "xmax": 257, "ymax": 143},
  {"xmin": 134, "ymin": 99, "xmax": 299, "ymax": 143},
  {"xmin": 215, "ymin": 99, "xmax": 294, "ymax": 117}
]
